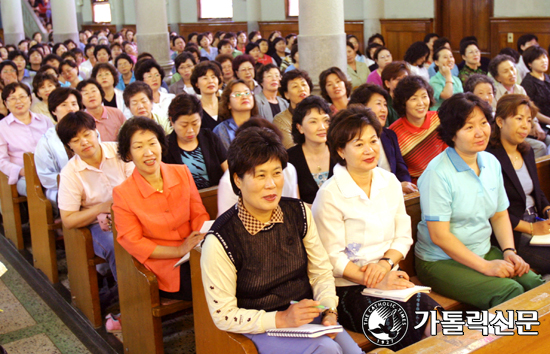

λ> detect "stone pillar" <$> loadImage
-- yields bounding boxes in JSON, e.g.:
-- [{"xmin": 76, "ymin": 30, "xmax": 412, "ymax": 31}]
[
  {"xmin": 50, "ymin": 0, "xmax": 80, "ymax": 44},
  {"xmin": 298, "ymin": 0, "xmax": 346, "ymax": 88},
  {"xmin": 135, "ymin": 0, "xmax": 173, "ymax": 74},
  {"xmin": 1, "ymin": 0, "xmax": 25, "ymax": 45},
  {"xmin": 363, "ymin": 0, "xmax": 384, "ymax": 46}
]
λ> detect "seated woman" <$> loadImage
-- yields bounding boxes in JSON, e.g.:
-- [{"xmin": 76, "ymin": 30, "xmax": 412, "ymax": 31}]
[
  {"xmin": 59, "ymin": 60, "xmax": 82, "ymax": 88},
  {"xmin": 403, "ymin": 41, "xmax": 430, "ymax": 83},
  {"xmin": 91, "ymin": 63, "xmax": 128, "ymax": 115},
  {"xmin": 346, "ymin": 41, "xmax": 370, "ymax": 89},
  {"xmin": 319, "ymin": 67, "xmax": 351, "ymax": 113},
  {"xmin": 367, "ymin": 46, "xmax": 393, "ymax": 87},
  {"xmin": 35, "ymin": 88, "xmax": 83, "ymax": 211},
  {"xmin": 202, "ymin": 126, "xmax": 362, "ymax": 354},
  {"xmin": 246, "ymin": 42, "xmax": 271, "ymax": 66},
  {"xmin": 389, "ymin": 76, "xmax": 447, "ymax": 184},
  {"xmin": 349, "ymin": 84, "xmax": 417, "ymax": 194},
  {"xmin": 233, "ymin": 55, "xmax": 261, "ymax": 95},
  {"xmin": 288, "ymin": 96, "xmax": 335, "ymax": 205},
  {"xmin": 415, "ymin": 93, "xmax": 543, "ymax": 310},
  {"xmin": 429, "ymin": 46, "xmax": 463, "ymax": 111},
  {"xmin": 163, "ymin": 93, "xmax": 227, "ymax": 189},
  {"xmin": 30, "ymin": 72, "xmax": 60, "ymax": 124},
  {"xmin": 169, "ymin": 52, "xmax": 197, "ymax": 95},
  {"xmin": 380, "ymin": 61, "xmax": 410, "ymax": 126},
  {"xmin": 7, "ymin": 51, "xmax": 32, "ymax": 88},
  {"xmin": 213, "ymin": 79, "xmax": 258, "ymax": 150},
  {"xmin": 486, "ymin": 94, "xmax": 550, "ymax": 274},
  {"xmin": 114, "ymin": 53, "xmax": 136, "ymax": 91},
  {"xmin": 216, "ymin": 54, "xmax": 236, "ymax": 87},
  {"xmin": 113, "ymin": 117, "xmax": 209, "ymax": 300},
  {"xmin": 217, "ymin": 118, "xmax": 298, "ymax": 216},
  {"xmin": 254, "ymin": 64, "xmax": 288, "ymax": 123},
  {"xmin": 190, "ymin": 61, "xmax": 223, "ymax": 131},
  {"xmin": 284, "ymin": 44, "xmax": 299, "ymax": 73},
  {"xmin": 273, "ymin": 69, "xmax": 313, "ymax": 149},
  {"xmin": 57, "ymin": 111, "xmax": 135, "ymax": 282},
  {"xmin": 256, "ymin": 39, "xmax": 274, "ymax": 66},
  {"xmin": 312, "ymin": 105, "xmax": 438, "ymax": 350},
  {"xmin": 0, "ymin": 82, "xmax": 54, "ymax": 196},
  {"xmin": 521, "ymin": 46, "xmax": 550, "ymax": 120},
  {"xmin": 135, "ymin": 59, "xmax": 175, "ymax": 121},
  {"xmin": 198, "ymin": 33, "xmax": 218, "ymax": 61},
  {"xmin": 458, "ymin": 41, "xmax": 486, "ymax": 87}
]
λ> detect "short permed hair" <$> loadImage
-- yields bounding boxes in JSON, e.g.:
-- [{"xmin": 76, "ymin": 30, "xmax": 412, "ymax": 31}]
[
  {"xmin": 48, "ymin": 87, "xmax": 83, "ymax": 120},
  {"xmin": 174, "ymin": 52, "xmax": 197, "ymax": 70},
  {"xmin": 168, "ymin": 93, "xmax": 203, "ymax": 123},
  {"xmin": 367, "ymin": 33, "xmax": 385, "ymax": 46},
  {"xmin": 2, "ymin": 82, "xmax": 31, "ymax": 104},
  {"xmin": 245, "ymin": 42, "xmax": 260, "ymax": 55},
  {"xmin": 56, "ymin": 111, "xmax": 97, "ymax": 149},
  {"xmin": 464, "ymin": 74, "xmax": 495, "ymax": 95},
  {"xmin": 218, "ymin": 79, "xmax": 259, "ymax": 121},
  {"xmin": 42, "ymin": 54, "xmax": 62, "ymax": 67},
  {"xmin": 522, "ymin": 46, "xmax": 548, "ymax": 71},
  {"xmin": 8, "ymin": 50, "xmax": 28, "ymax": 66},
  {"xmin": 319, "ymin": 67, "xmax": 352, "ymax": 104},
  {"xmin": 134, "ymin": 59, "xmax": 165, "ymax": 82},
  {"xmin": 256, "ymin": 63, "xmax": 280, "ymax": 88},
  {"xmin": 437, "ymin": 93, "xmax": 493, "ymax": 148},
  {"xmin": 115, "ymin": 53, "xmax": 134, "ymax": 69},
  {"xmin": 190, "ymin": 61, "xmax": 222, "ymax": 94},
  {"xmin": 433, "ymin": 37, "xmax": 451, "ymax": 52},
  {"xmin": 349, "ymin": 83, "xmax": 390, "ymax": 106},
  {"xmin": 279, "ymin": 69, "xmax": 314, "ymax": 99},
  {"xmin": 488, "ymin": 54, "xmax": 516, "ymax": 80},
  {"xmin": 393, "ymin": 76, "xmax": 435, "ymax": 117},
  {"xmin": 117, "ymin": 116, "xmax": 168, "ymax": 163},
  {"xmin": 59, "ymin": 59, "xmax": 79, "ymax": 75},
  {"xmin": 227, "ymin": 126, "xmax": 288, "ymax": 195},
  {"xmin": 123, "ymin": 81, "xmax": 153, "ymax": 107},
  {"xmin": 76, "ymin": 78, "xmax": 105, "ymax": 100},
  {"xmin": 91, "ymin": 62, "xmax": 119, "ymax": 87},
  {"xmin": 403, "ymin": 42, "xmax": 430, "ymax": 66},
  {"xmin": 381, "ymin": 61, "xmax": 410, "ymax": 91},
  {"xmin": 459, "ymin": 40, "xmax": 479, "ymax": 56},
  {"xmin": 373, "ymin": 46, "xmax": 390, "ymax": 61},
  {"xmin": 291, "ymin": 95, "xmax": 331, "ymax": 145},
  {"xmin": 93, "ymin": 44, "xmax": 112, "ymax": 61},
  {"xmin": 32, "ymin": 72, "xmax": 60, "ymax": 101},
  {"xmin": 327, "ymin": 105, "xmax": 382, "ymax": 167},
  {"xmin": 232, "ymin": 54, "xmax": 256, "ymax": 77}
]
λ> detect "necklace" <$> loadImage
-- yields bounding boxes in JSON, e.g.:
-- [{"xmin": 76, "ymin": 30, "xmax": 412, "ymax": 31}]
[
  {"xmin": 157, "ymin": 189, "xmax": 163, "ymax": 193},
  {"xmin": 508, "ymin": 152, "xmax": 521, "ymax": 168}
]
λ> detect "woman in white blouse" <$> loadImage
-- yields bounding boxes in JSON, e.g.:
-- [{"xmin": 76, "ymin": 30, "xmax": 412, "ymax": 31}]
[
  {"xmin": 312, "ymin": 105, "xmax": 439, "ymax": 351},
  {"xmin": 135, "ymin": 59, "xmax": 175, "ymax": 120}
]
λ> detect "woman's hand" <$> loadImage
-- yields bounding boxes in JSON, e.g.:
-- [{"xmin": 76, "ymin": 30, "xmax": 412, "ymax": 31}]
[
  {"xmin": 533, "ymin": 220, "xmax": 550, "ymax": 235},
  {"xmin": 439, "ymin": 64, "xmax": 452, "ymax": 79},
  {"xmin": 361, "ymin": 263, "xmax": 390, "ymax": 288},
  {"xmin": 178, "ymin": 231, "xmax": 205, "ymax": 256},
  {"xmin": 482, "ymin": 259, "xmax": 515, "ymax": 278},
  {"xmin": 503, "ymin": 252, "xmax": 530, "ymax": 277},
  {"xmin": 275, "ymin": 299, "xmax": 322, "ymax": 328},
  {"xmin": 401, "ymin": 182, "xmax": 418, "ymax": 194},
  {"xmin": 322, "ymin": 312, "xmax": 338, "ymax": 339},
  {"xmin": 374, "ymin": 270, "xmax": 414, "ymax": 290}
]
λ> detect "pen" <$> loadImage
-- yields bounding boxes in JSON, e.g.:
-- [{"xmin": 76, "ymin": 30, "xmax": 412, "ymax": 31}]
[{"xmin": 290, "ymin": 301, "xmax": 327, "ymax": 309}]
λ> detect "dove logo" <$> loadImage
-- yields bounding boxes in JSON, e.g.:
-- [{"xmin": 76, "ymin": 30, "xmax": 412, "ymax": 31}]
[{"xmin": 361, "ymin": 300, "xmax": 408, "ymax": 346}]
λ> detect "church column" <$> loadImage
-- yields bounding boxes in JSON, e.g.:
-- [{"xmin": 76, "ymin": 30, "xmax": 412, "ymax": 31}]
[
  {"xmin": 135, "ymin": 0, "xmax": 173, "ymax": 74},
  {"xmin": 0, "ymin": 0, "xmax": 25, "ymax": 45},
  {"xmin": 363, "ymin": 0, "xmax": 384, "ymax": 45},
  {"xmin": 50, "ymin": 0, "xmax": 80, "ymax": 44},
  {"xmin": 298, "ymin": 0, "xmax": 346, "ymax": 88}
]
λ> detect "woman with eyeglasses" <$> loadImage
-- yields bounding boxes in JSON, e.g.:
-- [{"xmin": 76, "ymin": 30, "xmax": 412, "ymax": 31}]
[
  {"xmin": 135, "ymin": 59, "xmax": 175, "ymax": 121},
  {"xmin": 213, "ymin": 79, "xmax": 259, "ymax": 150},
  {"xmin": 254, "ymin": 64, "xmax": 288, "ymax": 122},
  {"xmin": 233, "ymin": 55, "xmax": 261, "ymax": 95},
  {"xmin": 367, "ymin": 47, "xmax": 393, "ymax": 87},
  {"xmin": 0, "ymin": 82, "xmax": 53, "ymax": 196}
]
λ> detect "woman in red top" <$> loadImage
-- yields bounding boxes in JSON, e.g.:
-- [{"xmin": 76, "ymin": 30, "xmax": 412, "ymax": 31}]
[
  {"xmin": 113, "ymin": 117, "xmax": 209, "ymax": 300},
  {"xmin": 389, "ymin": 76, "xmax": 447, "ymax": 184}
]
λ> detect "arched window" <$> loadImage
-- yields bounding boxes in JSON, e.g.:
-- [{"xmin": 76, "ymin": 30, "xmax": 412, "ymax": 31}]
[{"xmin": 199, "ymin": 0, "xmax": 233, "ymax": 19}]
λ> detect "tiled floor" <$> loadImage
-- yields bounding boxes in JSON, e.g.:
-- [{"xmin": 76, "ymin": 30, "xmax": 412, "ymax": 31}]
[{"xmin": 0, "ymin": 254, "xmax": 90, "ymax": 354}]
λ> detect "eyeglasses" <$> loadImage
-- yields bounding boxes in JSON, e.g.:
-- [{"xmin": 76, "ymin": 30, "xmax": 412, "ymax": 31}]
[
  {"xmin": 230, "ymin": 91, "xmax": 252, "ymax": 98},
  {"xmin": 6, "ymin": 95, "xmax": 29, "ymax": 104},
  {"xmin": 2, "ymin": 69, "xmax": 17, "ymax": 75},
  {"xmin": 264, "ymin": 74, "xmax": 281, "ymax": 80},
  {"xmin": 238, "ymin": 67, "xmax": 254, "ymax": 73},
  {"xmin": 144, "ymin": 73, "xmax": 161, "ymax": 80},
  {"xmin": 179, "ymin": 65, "xmax": 194, "ymax": 70},
  {"xmin": 96, "ymin": 72, "xmax": 112, "ymax": 78}
]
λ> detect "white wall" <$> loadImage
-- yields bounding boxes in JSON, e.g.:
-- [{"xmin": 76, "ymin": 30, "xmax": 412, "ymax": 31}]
[
  {"xmin": 344, "ymin": 0, "xmax": 363, "ymax": 21},
  {"xmin": 494, "ymin": 0, "xmax": 550, "ymax": 17},
  {"xmin": 384, "ymin": 0, "xmax": 433, "ymax": 19},
  {"xmin": 260, "ymin": 0, "xmax": 285, "ymax": 21}
]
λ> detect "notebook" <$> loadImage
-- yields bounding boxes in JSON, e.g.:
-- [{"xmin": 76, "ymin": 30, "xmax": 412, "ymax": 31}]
[
  {"xmin": 266, "ymin": 324, "xmax": 343, "ymax": 338},
  {"xmin": 173, "ymin": 220, "xmax": 215, "ymax": 267},
  {"xmin": 529, "ymin": 234, "xmax": 550, "ymax": 246},
  {"xmin": 362, "ymin": 285, "xmax": 431, "ymax": 302}
]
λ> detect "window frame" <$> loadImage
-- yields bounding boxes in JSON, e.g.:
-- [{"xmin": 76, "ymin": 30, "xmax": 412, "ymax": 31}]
[
  {"xmin": 197, "ymin": 0, "xmax": 234, "ymax": 21},
  {"xmin": 286, "ymin": 0, "xmax": 299, "ymax": 19},
  {"xmin": 91, "ymin": 0, "xmax": 112, "ymax": 24}
]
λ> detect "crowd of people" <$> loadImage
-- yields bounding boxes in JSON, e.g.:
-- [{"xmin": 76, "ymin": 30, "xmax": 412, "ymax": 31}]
[{"xmin": 1, "ymin": 26, "xmax": 550, "ymax": 353}]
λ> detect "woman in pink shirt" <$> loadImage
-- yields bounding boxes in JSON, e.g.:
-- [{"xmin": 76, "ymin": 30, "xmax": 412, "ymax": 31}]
[
  {"xmin": 113, "ymin": 117, "xmax": 209, "ymax": 300},
  {"xmin": 0, "ymin": 82, "xmax": 53, "ymax": 195}
]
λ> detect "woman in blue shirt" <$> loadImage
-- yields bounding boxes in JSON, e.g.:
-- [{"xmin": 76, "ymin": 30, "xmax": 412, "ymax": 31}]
[
  {"xmin": 415, "ymin": 93, "xmax": 543, "ymax": 310},
  {"xmin": 429, "ymin": 47, "xmax": 463, "ymax": 111}
]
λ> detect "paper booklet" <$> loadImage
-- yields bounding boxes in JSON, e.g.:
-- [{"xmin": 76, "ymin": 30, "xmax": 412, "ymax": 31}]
[
  {"xmin": 529, "ymin": 234, "xmax": 550, "ymax": 246},
  {"xmin": 362, "ymin": 285, "xmax": 431, "ymax": 302},
  {"xmin": 266, "ymin": 324, "xmax": 343, "ymax": 338},
  {"xmin": 173, "ymin": 220, "xmax": 215, "ymax": 267}
]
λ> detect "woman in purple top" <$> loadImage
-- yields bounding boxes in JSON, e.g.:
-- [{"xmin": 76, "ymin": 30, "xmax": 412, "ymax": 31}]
[{"xmin": 367, "ymin": 47, "xmax": 393, "ymax": 87}]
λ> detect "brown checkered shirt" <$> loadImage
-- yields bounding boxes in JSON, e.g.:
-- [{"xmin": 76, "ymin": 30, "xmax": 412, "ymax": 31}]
[{"xmin": 237, "ymin": 198, "xmax": 284, "ymax": 235}]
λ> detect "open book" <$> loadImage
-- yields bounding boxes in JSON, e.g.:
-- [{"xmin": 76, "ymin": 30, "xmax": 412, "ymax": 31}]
[
  {"xmin": 267, "ymin": 324, "xmax": 343, "ymax": 338},
  {"xmin": 362, "ymin": 285, "xmax": 431, "ymax": 302},
  {"xmin": 174, "ymin": 220, "xmax": 215, "ymax": 267},
  {"xmin": 530, "ymin": 234, "xmax": 550, "ymax": 246}
]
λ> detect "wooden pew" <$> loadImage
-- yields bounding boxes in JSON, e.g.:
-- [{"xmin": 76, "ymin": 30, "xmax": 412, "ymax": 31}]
[
  {"xmin": 23, "ymin": 152, "xmax": 61, "ymax": 283},
  {"xmin": 112, "ymin": 186, "xmax": 218, "ymax": 353},
  {"xmin": 0, "ymin": 172, "xmax": 26, "ymax": 249},
  {"xmin": 536, "ymin": 155, "xmax": 550, "ymax": 203}
]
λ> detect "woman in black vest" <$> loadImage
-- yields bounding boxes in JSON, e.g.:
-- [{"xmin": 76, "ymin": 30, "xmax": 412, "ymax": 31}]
[
  {"xmin": 201, "ymin": 127, "xmax": 361, "ymax": 354},
  {"xmin": 486, "ymin": 94, "xmax": 550, "ymax": 274}
]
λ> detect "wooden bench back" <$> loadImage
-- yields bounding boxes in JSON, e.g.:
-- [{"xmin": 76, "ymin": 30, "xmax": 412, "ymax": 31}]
[{"xmin": 0, "ymin": 171, "xmax": 26, "ymax": 249}]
